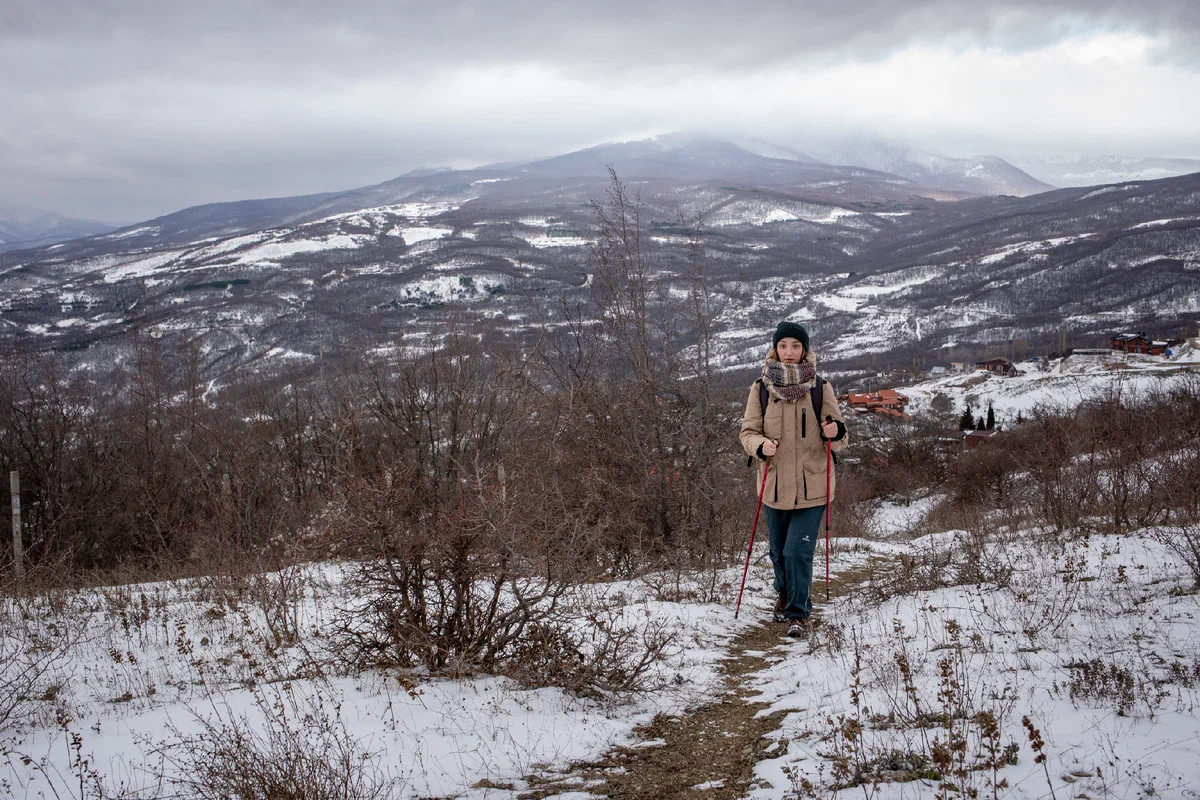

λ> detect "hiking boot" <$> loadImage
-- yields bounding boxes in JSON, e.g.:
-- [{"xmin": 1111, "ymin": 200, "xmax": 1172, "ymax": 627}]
[
  {"xmin": 772, "ymin": 592, "xmax": 787, "ymax": 623},
  {"xmin": 787, "ymin": 618, "xmax": 811, "ymax": 638}
]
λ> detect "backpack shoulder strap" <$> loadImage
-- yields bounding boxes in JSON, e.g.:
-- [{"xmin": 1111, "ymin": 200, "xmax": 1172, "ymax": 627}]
[
  {"xmin": 757, "ymin": 379, "xmax": 769, "ymax": 417},
  {"xmin": 810, "ymin": 375, "xmax": 824, "ymax": 422}
]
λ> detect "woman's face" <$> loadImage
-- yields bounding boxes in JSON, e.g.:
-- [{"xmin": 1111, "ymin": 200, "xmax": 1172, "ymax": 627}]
[{"xmin": 776, "ymin": 337, "xmax": 805, "ymax": 364}]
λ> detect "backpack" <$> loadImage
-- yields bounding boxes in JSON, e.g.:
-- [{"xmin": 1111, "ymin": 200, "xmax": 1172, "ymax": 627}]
[{"xmin": 746, "ymin": 376, "xmax": 838, "ymax": 466}]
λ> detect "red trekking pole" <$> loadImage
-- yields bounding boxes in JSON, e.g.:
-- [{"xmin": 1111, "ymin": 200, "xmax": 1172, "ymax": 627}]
[
  {"xmin": 734, "ymin": 463, "xmax": 770, "ymax": 619},
  {"xmin": 824, "ymin": 417, "xmax": 833, "ymax": 602}
]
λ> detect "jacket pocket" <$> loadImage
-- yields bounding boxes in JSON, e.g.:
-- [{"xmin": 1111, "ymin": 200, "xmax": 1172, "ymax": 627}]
[{"xmin": 803, "ymin": 462, "xmax": 828, "ymax": 501}]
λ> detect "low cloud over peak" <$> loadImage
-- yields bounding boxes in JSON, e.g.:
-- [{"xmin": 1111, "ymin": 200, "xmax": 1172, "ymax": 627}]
[{"xmin": 3, "ymin": 1, "xmax": 1199, "ymax": 220}]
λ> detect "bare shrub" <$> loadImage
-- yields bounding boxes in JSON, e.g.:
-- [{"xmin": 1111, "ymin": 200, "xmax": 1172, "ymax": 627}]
[
  {"xmin": 0, "ymin": 580, "xmax": 87, "ymax": 730},
  {"xmin": 248, "ymin": 557, "xmax": 310, "ymax": 649},
  {"xmin": 816, "ymin": 622, "xmax": 1018, "ymax": 797},
  {"xmin": 1009, "ymin": 404, "xmax": 1094, "ymax": 534},
  {"xmin": 1160, "ymin": 519, "xmax": 1200, "ymax": 588},
  {"xmin": 828, "ymin": 471, "xmax": 877, "ymax": 542},
  {"xmin": 505, "ymin": 606, "xmax": 678, "ymax": 698},
  {"xmin": 951, "ymin": 519, "xmax": 1016, "ymax": 589},
  {"xmin": 149, "ymin": 684, "xmax": 397, "ymax": 800}
]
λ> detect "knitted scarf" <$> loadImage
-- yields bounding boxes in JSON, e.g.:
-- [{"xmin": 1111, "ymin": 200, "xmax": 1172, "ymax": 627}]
[{"xmin": 761, "ymin": 354, "xmax": 816, "ymax": 402}]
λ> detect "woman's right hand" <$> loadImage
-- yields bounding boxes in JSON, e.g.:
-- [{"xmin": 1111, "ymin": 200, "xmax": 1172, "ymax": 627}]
[{"xmin": 762, "ymin": 439, "xmax": 778, "ymax": 457}]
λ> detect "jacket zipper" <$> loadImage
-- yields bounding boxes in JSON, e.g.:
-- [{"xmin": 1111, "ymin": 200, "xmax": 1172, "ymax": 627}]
[{"xmin": 802, "ymin": 408, "xmax": 806, "ymax": 438}]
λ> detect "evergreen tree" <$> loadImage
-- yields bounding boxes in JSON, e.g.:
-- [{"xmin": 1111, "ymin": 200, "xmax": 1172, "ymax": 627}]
[
  {"xmin": 959, "ymin": 405, "xmax": 975, "ymax": 430},
  {"xmin": 986, "ymin": 403, "xmax": 995, "ymax": 430},
  {"xmin": 976, "ymin": 417, "xmax": 986, "ymax": 431}
]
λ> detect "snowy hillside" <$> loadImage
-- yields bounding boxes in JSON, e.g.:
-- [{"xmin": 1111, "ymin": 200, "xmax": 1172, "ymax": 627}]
[
  {"xmin": 803, "ymin": 138, "xmax": 1054, "ymax": 197},
  {"xmin": 894, "ymin": 344, "xmax": 1200, "ymax": 423},
  {"xmin": 3, "ymin": 146, "xmax": 1200, "ymax": 386},
  {"xmin": 749, "ymin": 523, "xmax": 1200, "ymax": 798}
]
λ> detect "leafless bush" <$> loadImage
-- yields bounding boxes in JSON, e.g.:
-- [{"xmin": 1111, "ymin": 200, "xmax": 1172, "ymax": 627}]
[
  {"xmin": 246, "ymin": 565, "xmax": 307, "ymax": 649},
  {"xmin": 951, "ymin": 520, "xmax": 1016, "ymax": 589},
  {"xmin": 828, "ymin": 471, "xmax": 877, "ymax": 542},
  {"xmin": 1062, "ymin": 652, "xmax": 1193, "ymax": 719},
  {"xmin": 877, "ymin": 547, "xmax": 956, "ymax": 600},
  {"xmin": 0, "ymin": 580, "xmax": 88, "ymax": 731},
  {"xmin": 148, "ymin": 684, "xmax": 398, "ymax": 800},
  {"xmin": 505, "ymin": 606, "xmax": 678, "ymax": 698},
  {"xmin": 1159, "ymin": 518, "xmax": 1200, "ymax": 589},
  {"xmin": 816, "ymin": 622, "xmax": 1018, "ymax": 797}
]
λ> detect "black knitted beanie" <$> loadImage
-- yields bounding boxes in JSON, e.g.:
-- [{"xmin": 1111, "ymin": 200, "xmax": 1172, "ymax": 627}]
[{"xmin": 772, "ymin": 321, "xmax": 810, "ymax": 350}]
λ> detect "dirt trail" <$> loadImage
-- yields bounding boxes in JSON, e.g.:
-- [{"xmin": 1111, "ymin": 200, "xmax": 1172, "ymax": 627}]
[{"xmin": 516, "ymin": 566, "xmax": 876, "ymax": 800}]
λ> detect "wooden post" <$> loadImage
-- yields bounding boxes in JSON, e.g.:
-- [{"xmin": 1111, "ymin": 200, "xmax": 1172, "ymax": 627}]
[{"xmin": 10, "ymin": 471, "xmax": 23, "ymax": 580}]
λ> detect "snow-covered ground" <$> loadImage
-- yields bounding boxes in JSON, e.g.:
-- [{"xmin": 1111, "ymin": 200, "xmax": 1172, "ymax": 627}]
[
  {"xmin": 5, "ymin": 496, "xmax": 1199, "ymax": 798},
  {"xmin": 893, "ymin": 347, "xmax": 1200, "ymax": 422},
  {"xmin": 1, "ymin": 565, "xmax": 752, "ymax": 799},
  {"xmin": 746, "ymin": 521, "xmax": 1200, "ymax": 799}
]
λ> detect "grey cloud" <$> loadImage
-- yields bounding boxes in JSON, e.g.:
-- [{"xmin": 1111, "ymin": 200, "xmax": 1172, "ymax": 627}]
[
  {"xmin": 6, "ymin": 0, "xmax": 1200, "ymax": 88},
  {"xmin": 3, "ymin": 0, "xmax": 1200, "ymax": 220}
]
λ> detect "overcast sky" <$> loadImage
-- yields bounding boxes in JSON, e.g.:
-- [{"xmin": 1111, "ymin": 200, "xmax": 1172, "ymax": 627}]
[{"xmin": 4, "ymin": 0, "xmax": 1200, "ymax": 222}]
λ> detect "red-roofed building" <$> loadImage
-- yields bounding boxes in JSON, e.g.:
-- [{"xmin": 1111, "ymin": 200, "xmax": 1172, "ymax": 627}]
[{"xmin": 843, "ymin": 389, "xmax": 910, "ymax": 417}]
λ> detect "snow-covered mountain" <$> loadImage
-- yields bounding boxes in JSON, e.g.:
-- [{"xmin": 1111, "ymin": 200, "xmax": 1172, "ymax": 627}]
[
  {"xmin": 802, "ymin": 137, "xmax": 1054, "ymax": 197},
  {"xmin": 14, "ymin": 135, "xmax": 927, "ymax": 260},
  {"xmin": 0, "ymin": 202, "xmax": 116, "ymax": 252},
  {"xmin": 1007, "ymin": 154, "xmax": 1200, "ymax": 188},
  {"xmin": 3, "ymin": 138, "xmax": 1198, "ymax": 386}
]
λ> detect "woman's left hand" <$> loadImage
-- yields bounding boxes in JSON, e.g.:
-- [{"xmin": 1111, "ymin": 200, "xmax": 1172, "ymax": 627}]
[{"xmin": 821, "ymin": 420, "xmax": 839, "ymax": 439}]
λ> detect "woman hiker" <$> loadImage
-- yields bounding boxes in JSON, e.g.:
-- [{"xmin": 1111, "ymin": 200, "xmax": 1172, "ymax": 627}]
[{"xmin": 740, "ymin": 321, "xmax": 848, "ymax": 638}]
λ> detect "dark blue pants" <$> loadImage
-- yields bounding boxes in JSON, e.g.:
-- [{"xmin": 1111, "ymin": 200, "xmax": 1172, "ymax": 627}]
[{"xmin": 765, "ymin": 505, "xmax": 825, "ymax": 620}]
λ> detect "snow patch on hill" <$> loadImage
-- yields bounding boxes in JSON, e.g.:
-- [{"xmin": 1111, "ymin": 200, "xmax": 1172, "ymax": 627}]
[
  {"xmin": 101, "ymin": 225, "xmax": 161, "ymax": 240},
  {"xmin": 389, "ymin": 226, "xmax": 453, "ymax": 245},
  {"xmin": 841, "ymin": 267, "xmax": 944, "ymax": 297},
  {"xmin": 523, "ymin": 233, "xmax": 592, "ymax": 248},
  {"xmin": 1130, "ymin": 216, "xmax": 1200, "ymax": 230},
  {"xmin": 398, "ymin": 273, "xmax": 509, "ymax": 304},
  {"xmin": 708, "ymin": 200, "xmax": 861, "ymax": 227},
  {"xmin": 234, "ymin": 234, "xmax": 372, "ymax": 265},
  {"xmin": 102, "ymin": 250, "xmax": 187, "ymax": 283},
  {"xmin": 978, "ymin": 234, "xmax": 1094, "ymax": 265},
  {"xmin": 895, "ymin": 349, "xmax": 1199, "ymax": 423}
]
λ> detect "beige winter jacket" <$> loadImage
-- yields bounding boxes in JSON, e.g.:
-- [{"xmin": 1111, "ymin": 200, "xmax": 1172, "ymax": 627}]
[{"xmin": 739, "ymin": 351, "xmax": 848, "ymax": 510}]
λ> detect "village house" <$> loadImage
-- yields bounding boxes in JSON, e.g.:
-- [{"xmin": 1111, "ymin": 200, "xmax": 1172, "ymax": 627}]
[
  {"xmin": 974, "ymin": 357, "xmax": 1023, "ymax": 377},
  {"xmin": 964, "ymin": 428, "xmax": 1004, "ymax": 450},
  {"xmin": 1111, "ymin": 332, "xmax": 1183, "ymax": 356},
  {"xmin": 842, "ymin": 388, "xmax": 910, "ymax": 417}
]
